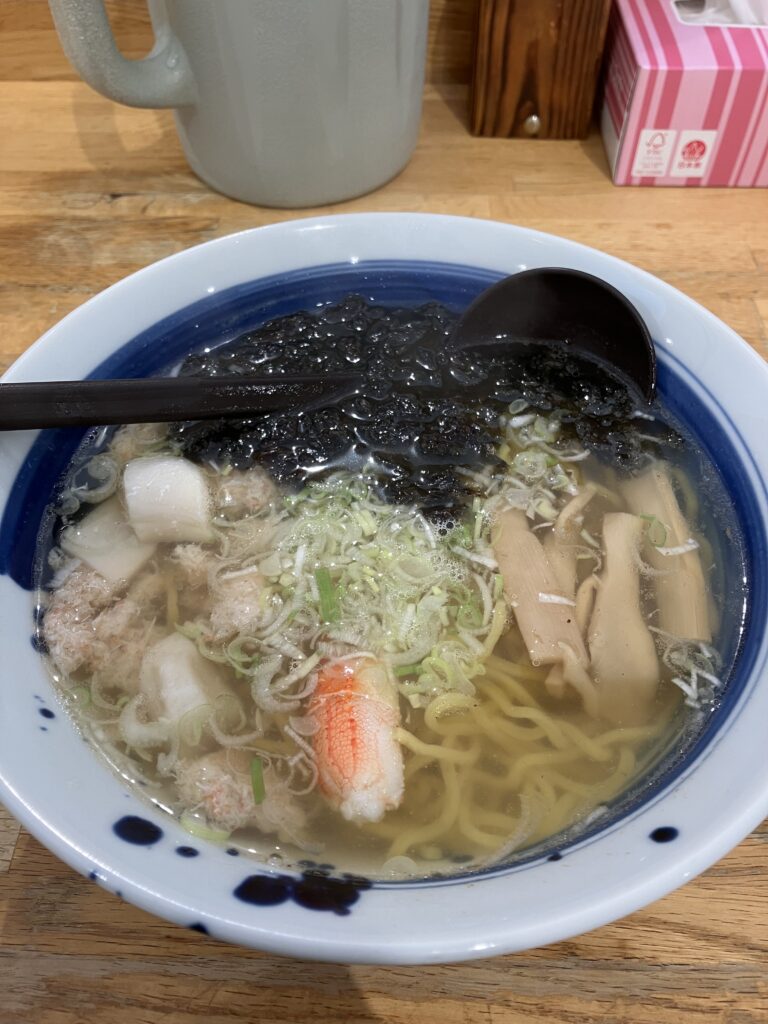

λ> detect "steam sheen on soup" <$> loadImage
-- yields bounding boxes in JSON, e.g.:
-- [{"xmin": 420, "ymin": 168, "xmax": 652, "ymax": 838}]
[{"xmin": 37, "ymin": 296, "xmax": 736, "ymax": 879}]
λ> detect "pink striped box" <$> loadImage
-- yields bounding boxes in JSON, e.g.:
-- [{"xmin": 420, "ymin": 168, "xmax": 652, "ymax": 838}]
[{"xmin": 601, "ymin": 0, "xmax": 768, "ymax": 187}]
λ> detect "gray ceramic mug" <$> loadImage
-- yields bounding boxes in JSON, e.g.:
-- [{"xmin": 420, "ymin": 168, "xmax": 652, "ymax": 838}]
[{"xmin": 49, "ymin": 0, "xmax": 429, "ymax": 208}]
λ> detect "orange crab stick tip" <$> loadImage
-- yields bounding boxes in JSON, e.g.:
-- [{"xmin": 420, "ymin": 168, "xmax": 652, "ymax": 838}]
[{"xmin": 310, "ymin": 657, "xmax": 404, "ymax": 823}]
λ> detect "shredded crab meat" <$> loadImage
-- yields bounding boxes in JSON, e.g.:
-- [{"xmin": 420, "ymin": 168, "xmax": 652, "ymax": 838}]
[
  {"xmin": 176, "ymin": 750, "xmax": 308, "ymax": 842},
  {"xmin": 209, "ymin": 570, "xmax": 269, "ymax": 640},
  {"xmin": 649, "ymin": 627, "xmax": 723, "ymax": 709},
  {"xmin": 109, "ymin": 423, "xmax": 169, "ymax": 467},
  {"xmin": 214, "ymin": 467, "xmax": 278, "ymax": 519},
  {"xmin": 44, "ymin": 566, "xmax": 165, "ymax": 689},
  {"xmin": 171, "ymin": 543, "xmax": 215, "ymax": 589}
]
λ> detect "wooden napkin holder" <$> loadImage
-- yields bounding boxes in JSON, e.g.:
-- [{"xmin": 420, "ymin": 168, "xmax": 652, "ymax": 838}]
[{"xmin": 471, "ymin": 0, "xmax": 612, "ymax": 139}]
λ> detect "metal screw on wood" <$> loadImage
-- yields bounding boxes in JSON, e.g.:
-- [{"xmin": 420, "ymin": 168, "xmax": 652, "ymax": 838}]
[{"xmin": 524, "ymin": 114, "xmax": 541, "ymax": 136}]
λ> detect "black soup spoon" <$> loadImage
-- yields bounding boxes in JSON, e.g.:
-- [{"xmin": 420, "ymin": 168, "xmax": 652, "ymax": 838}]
[{"xmin": 449, "ymin": 267, "xmax": 657, "ymax": 404}]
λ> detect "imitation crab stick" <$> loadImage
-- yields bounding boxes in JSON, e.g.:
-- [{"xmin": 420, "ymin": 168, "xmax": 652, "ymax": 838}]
[{"xmin": 310, "ymin": 656, "xmax": 404, "ymax": 823}]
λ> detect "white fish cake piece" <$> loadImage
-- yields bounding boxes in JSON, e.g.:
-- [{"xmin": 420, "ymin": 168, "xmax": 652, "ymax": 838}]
[
  {"xmin": 124, "ymin": 456, "xmax": 213, "ymax": 544},
  {"xmin": 60, "ymin": 495, "xmax": 156, "ymax": 583},
  {"xmin": 139, "ymin": 633, "xmax": 238, "ymax": 723}
]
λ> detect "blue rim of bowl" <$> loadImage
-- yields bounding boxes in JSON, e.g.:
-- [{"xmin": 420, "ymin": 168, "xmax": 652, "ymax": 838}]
[{"xmin": 1, "ymin": 258, "xmax": 765, "ymax": 889}]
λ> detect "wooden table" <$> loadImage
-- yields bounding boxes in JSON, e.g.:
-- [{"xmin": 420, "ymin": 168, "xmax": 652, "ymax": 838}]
[{"xmin": 2, "ymin": 15, "xmax": 768, "ymax": 1023}]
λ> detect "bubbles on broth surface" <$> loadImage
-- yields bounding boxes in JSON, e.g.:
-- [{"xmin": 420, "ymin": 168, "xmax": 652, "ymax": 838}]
[{"xmin": 33, "ymin": 295, "xmax": 747, "ymax": 881}]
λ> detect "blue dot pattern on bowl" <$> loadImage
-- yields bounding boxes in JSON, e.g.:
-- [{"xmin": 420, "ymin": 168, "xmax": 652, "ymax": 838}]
[
  {"xmin": 5, "ymin": 260, "xmax": 766, "ymax": 903},
  {"xmin": 30, "ymin": 633, "xmax": 48, "ymax": 654},
  {"xmin": 113, "ymin": 816, "xmax": 163, "ymax": 846},
  {"xmin": 650, "ymin": 827, "xmax": 679, "ymax": 843},
  {"xmin": 234, "ymin": 871, "xmax": 373, "ymax": 916}
]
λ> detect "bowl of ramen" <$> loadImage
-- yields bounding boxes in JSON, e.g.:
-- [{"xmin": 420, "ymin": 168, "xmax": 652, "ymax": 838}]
[{"xmin": 0, "ymin": 213, "xmax": 767, "ymax": 964}]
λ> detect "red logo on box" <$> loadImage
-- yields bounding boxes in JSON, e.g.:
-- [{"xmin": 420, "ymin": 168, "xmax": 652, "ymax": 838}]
[{"xmin": 681, "ymin": 139, "xmax": 707, "ymax": 161}]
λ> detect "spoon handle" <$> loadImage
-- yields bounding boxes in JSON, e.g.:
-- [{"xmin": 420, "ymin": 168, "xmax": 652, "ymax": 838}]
[{"xmin": 0, "ymin": 374, "xmax": 362, "ymax": 430}]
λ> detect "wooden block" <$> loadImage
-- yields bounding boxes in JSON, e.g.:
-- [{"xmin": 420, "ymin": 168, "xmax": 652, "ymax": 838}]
[{"xmin": 471, "ymin": 0, "xmax": 612, "ymax": 139}]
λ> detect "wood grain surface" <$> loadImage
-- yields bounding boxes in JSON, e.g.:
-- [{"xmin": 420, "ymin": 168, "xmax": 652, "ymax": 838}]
[
  {"xmin": 1, "ymin": 5, "xmax": 768, "ymax": 1022},
  {"xmin": 0, "ymin": 0, "xmax": 481, "ymax": 85},
  {"xmin": 471, "ymin": 0, "xmax": 612, "ymax": 138}
]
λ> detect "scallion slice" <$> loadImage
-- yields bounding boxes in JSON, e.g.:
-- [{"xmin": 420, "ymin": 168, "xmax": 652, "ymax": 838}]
[
  {"xmin": 250, "ymin": 757, "xmax": 266, "ymax": 805},
  {"xmin": 394, "ymin": 663, "xmax": 423, "ymax": 678},
  {"xmin": 640, "ymin": 514, "xmax": 668, "ymax": 547},
  {"xmin": 314, "ymin": 567, "xmax": 340, "ymax": 623}
]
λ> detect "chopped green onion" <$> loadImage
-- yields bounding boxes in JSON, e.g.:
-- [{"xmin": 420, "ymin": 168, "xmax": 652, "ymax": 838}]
[
  {"xmin": 179, "ymin": 705, "xmax": 208, "ymax": 747},
  {"xmin": 314, "ymin": 567, "xmax": 340, "ymax": 623},
  {"xmin": 532, "ymin": 416, "xmax": 558, "ymax": 443},
  {"xmin": 450, "ymin": 524, "xmax": 472, "ymax": 548},
  {"xmin": 70, "ymin": 685, "xmax": 91, "ymax": 708},
  {"xmin": 394, "ymin": 663, "xmax": 423, "ymax": 678},
  {"xmin": 514, "ymin": 450, "xmax": 548, "ymax": 478},
  {"xmin": 656, "ymin": 539, "xmax": 700, "ymax": 557},
  {"xmin": 456, "ymin": 598, "xmax": 483, "ymax": 629},
  {"xmin": 534, "ymin": 497, "xmax": 559, "ymax": 521},
  {"xmin": 250, "ymin": 757, "xmax": 266, "ymax": 804},
  {"xmin": 640, "ymin": 514, "xmax": 668, "ymax": 547},
  {"xmin": 180, "ymin": 811, "xmax": 230, "ymax": 843},
  {"xmin": 482, "ymin": 600, "xmax": 509, "ymax": 656}
]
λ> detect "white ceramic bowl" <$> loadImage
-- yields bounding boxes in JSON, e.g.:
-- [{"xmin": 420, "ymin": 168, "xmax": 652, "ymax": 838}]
[{"xmin": 1, "ymin": 214, "xmax": 767, "ymax": 964}]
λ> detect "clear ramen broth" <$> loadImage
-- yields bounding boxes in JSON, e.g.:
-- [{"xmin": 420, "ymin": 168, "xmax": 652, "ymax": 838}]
[{"xmin": 36, "ymin": 294, "xmax": 745, "ymax": 880}]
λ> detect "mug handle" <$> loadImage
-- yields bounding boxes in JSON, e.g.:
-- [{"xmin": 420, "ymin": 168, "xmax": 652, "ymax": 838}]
[{"xmin": 48, "ymin": 0, "xmax": 196, "ymax": 108}]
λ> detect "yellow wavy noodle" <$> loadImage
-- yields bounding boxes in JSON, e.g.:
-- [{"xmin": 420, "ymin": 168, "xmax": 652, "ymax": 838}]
[
  {"xmin": 387, "ymin": 760, "xmax": 462, "ymax": 858},
  {"xmin": 457, "ymin": 803, "xmax": 516, "ymax": 848},
  {"xmin": 395, "ymin": 729, "xmax": 479, "ymax": 766},
  {"xmin": 360, "ymin": 656, "xmax": 678, "ymax": 864}
]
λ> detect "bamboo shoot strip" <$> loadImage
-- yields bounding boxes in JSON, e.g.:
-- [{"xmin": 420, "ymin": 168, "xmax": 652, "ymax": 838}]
[
  {"xmin": 588, "ymin": 513, "xmax": 659, "ymax": 726},
  {"xmin": 622, "ymin": 463, "xmax": 711, "ymax": 643},
  {"xmin": 492, "ymin": 509, "xmax": 588, "ymax": 668}
]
